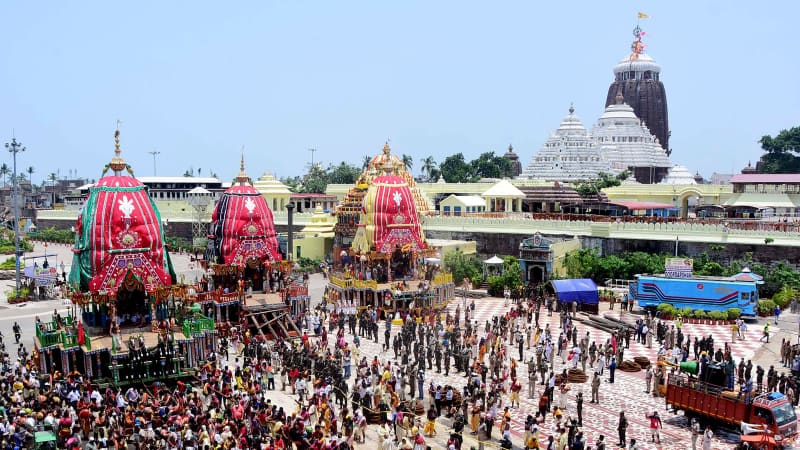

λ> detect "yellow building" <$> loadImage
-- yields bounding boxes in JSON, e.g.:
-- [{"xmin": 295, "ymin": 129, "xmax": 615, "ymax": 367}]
[
  {"xmin": 253, "ymin": 172, "xmax": 292, "ymax": 213},
  {"xmin": 295, "ymin": 206, "xmax": 336, "ymax": 261},
  {"xmin": 603, "ymin": 183, "xmax": 732, "ymax": 218}
]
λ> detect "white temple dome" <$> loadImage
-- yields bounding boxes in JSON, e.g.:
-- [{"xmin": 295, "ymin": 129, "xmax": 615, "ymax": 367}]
[
  {"xmin": 660, "ymin": 165, "xmax": 698, "ymax": 185},
  {"xmin": 598, "ymin": 103, "xmax": 640, "ymax": 125},
  {"xmin": 613, "ymin": 53, "xmax": 661, "ymax": 75}
]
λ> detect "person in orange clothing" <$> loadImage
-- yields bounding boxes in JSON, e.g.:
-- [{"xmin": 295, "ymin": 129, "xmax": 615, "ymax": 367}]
[{"xmin": 470, "ymin": 401, "xmax": 482, "ymax": 433}]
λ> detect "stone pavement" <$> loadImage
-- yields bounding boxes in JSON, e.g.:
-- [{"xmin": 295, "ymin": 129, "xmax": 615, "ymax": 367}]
[{"xmin": 294, "ymin": 286, "xmax": 786, "ymax": 450}]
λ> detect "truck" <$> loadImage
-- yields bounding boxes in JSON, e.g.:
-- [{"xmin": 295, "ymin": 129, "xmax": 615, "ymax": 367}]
[
  {"xmin": 662, "ymin": 363, "xmax": 797, "ymax": 445},
  {"xmin": 630, "ymin": 273, "xmax": 758, "ymax": 316}
]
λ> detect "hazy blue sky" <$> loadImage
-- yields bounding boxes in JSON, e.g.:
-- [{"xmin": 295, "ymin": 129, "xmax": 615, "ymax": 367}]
[{"xmin": 2, "ymin": 1, "xmax": 798, "ymax": 183}]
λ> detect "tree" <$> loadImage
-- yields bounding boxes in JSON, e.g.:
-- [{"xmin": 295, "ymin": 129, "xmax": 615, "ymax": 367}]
[
  {"xmin": 401, "ymin": 154, "xmax": 413, "ymax": 172},
  {"xmin": 443, "ymin": 250, "xmax": 483, "ymax": 285},
  {"xmin": 439, "ymin": 153, "xmax": 475, "ymax": 183},
  {"xmin": 758, "ymin": 126, "xmax": 800, "ymax": 173},
  {"xmin": 0, "ymin": 164, "xmax": 9, "ymax": 186},
  {"xmin": 26, "ymin": 166, "xmax": 34, "ymax": 187},
  {"xmin": 299, "ymin": 163, "xmax": 328, "ymax": 194},
  {"xmin": 470, "ymin": 151, "xmax": 513, "ymax": 179},
  {"xmin": 421, "ymin": 156, "xmax": 437, "ymax": 181},
  {"xmin": 48, "ymin": 172, "xmax": 57, "ymax": 187},
  {"xmin": 327, "ymin": 162, "xmax": 361, "ymax": 185},
  {"xmin": 575, "ymin": 171, "xmax": 630, "ymax": 198},
  {"xmin": 362, "ymin": 155, "xmax": 372, "ymax": 170}
]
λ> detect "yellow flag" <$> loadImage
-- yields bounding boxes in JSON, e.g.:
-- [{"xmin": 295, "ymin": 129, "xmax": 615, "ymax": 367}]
[{"xmin": 638, "ymin": 12, "xmax": 650, "ymax": 19}]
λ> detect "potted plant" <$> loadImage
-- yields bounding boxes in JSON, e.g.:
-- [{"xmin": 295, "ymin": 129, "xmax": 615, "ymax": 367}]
[
  {"xmin": 693, "ymin": 310, "xmax": 707, "ymax": 324},
  {"xmin": 757, "ymin": 299, "xmax": 776, "ymax": 317}
]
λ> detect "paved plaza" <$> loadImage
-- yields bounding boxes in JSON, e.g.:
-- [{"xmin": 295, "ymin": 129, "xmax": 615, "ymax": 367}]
[{"xmin": 2, "ymin": 241, "xmax": 796, "ymax": 449}]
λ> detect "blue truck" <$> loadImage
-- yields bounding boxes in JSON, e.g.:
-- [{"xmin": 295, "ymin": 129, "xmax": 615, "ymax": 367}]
[{"xmin": 630, "ymin": 274, "xmax": 758, "ymax": 316}]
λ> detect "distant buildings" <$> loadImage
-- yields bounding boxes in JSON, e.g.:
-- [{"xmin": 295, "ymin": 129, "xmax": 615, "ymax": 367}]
[{"xmin": 520, "ymin": 95, "xmax": 672, "ymax": 183}]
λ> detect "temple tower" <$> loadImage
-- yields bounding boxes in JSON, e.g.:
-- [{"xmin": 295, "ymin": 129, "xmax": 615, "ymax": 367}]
[{"xmin": 605, "ymin": 24, "xmax": 670, "ymax": 156}]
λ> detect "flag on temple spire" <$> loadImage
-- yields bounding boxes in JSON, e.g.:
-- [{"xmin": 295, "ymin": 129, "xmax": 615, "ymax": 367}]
[{"xmin": 638, "ymin": 12, "xmax": 650, "ymax": 19}]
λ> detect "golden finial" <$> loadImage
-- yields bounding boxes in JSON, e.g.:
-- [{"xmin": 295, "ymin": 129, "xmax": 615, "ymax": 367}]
[
  {"xmin": 382, "ymin": 141, "xmax": 391, "ymax": 154},
  {"xmin": 109, "ymin": 121, "xmax": 127, "ymax": 174}
]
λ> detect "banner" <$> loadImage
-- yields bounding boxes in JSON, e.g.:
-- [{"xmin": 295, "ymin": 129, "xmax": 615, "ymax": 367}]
[{"xmin": 665, "ymin": 258, "xmax": 693, "ymax": 279}]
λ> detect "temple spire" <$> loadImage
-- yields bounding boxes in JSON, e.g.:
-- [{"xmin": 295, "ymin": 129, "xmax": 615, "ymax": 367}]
[{"xmin": 236, "ymin": 149, "xmax": 250, "ymax": 184}]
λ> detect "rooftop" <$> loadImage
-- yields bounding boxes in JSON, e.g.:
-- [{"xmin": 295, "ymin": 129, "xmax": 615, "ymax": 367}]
[{"xmin": 730, "ymin": 174, "xmax": 800, "ymax": 184}]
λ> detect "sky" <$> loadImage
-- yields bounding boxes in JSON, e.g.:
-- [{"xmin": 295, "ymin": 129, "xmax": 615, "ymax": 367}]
[{"xmin": 1, "ymin": 1, "xmax": 799, "ymax": 184}]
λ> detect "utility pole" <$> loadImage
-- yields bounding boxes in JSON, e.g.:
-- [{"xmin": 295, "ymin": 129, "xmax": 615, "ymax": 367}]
[
  {"xmin": 148, "ymin": 150, "xmax": 161, "ymax": 176},
  {"xmin": 308, "ymin": 148, "xmax": 317, "ymax": 168},
  {"xmin": 5, "ymin": 137, "xmax": 25, "ymax": 294}
]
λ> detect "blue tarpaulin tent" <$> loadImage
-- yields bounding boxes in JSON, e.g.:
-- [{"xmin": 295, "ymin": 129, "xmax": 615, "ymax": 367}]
[{"xmin": 549, "ymin": 279, "xmax": 599, "ymax": 305}]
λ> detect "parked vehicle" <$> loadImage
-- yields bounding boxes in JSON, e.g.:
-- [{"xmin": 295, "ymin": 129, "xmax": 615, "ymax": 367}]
[{"xmin": 630, "ymin": 273, "xmax": 758, "ymax": 316}]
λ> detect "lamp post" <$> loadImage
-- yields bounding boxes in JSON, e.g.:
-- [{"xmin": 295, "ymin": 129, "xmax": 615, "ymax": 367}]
[
  {"xmin": 148, "ymin": 150, "xmax": 161, "ymax": 176},
  {"xmin": 5, "ymin": 138, "xmax": 25, "ymax": 294},
  {"xmin": 286, "ymin": 203, "xmax": 295, "ymax": 261}
]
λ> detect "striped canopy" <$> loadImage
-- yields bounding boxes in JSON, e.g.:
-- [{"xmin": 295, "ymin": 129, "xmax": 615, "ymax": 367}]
[
  {"xmin": 69, "ymin": 175, "xmax": 175, "ymax": 293},
  {"xmin": 208, "ymin": 183, "xmax": 281, "ymax": 265}
]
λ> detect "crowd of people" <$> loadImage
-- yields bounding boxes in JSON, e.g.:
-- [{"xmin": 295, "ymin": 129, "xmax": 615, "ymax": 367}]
[{"xmin": 1, "ymin": 282, "xmax": 797, "ymax": 450}]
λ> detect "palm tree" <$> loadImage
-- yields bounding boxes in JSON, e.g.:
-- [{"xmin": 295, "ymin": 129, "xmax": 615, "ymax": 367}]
[
  {"xmin": 362, "ymin": 155, "xmax": 371, "ymax": 170},
  {"xmin": 401, "ymin": 154, "xmax": 413, "ymax": 172},
  {"xmin": 421, "ymin": 156, "xmax": 437, "ymax": 181},
  {"xmin": 48, "ymin": 172, "xmax": 58, "ymax": 191},
  {"xmin": 0, "ymin": 163, "xmax": 9, "ymax": 187},
  {"xmin": 26, "ymin": 166, "xmax": 34, "ymax": 187}
]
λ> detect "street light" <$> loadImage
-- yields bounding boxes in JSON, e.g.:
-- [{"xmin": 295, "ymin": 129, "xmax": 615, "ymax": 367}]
[
  {"xmin": 148, "ymin": 150, "xmax": 161, "ymax": 176},
  {"xmin": 4, "ymin": 137, "xmax": 25, "ymax": 294}
]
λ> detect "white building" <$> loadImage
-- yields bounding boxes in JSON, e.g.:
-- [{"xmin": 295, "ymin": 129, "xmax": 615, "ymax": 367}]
[
  {"xmin": 519, "ymin": 105, "xmax": 609, "ymax": 181},
  {"xmin": 521, "ymin": 94, "xmax": 673, "ymax": 184}
]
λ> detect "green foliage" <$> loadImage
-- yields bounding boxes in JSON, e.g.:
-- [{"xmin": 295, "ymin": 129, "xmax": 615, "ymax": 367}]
[
  {"xmin": 657, "ymin": 303, "xmax": 676, "ymax": 317},
  {"xmin": 443, "ymin": 251, "xmax": 483, "ymax": 286},
  {"xmin": 707, "ymin": 311, "xmax": 727, "ymax": 321},
  {"xmin": 0, "ymin": 257, "xmax": 19, "ymax": 270},
  {"xmin": 284, "ymin": 161, "xmax": 363, "ymax": 194},
  {"xmin": 765, "ymin": 238, "xmax": 774, "ymax": 244},
  {"xmin": 326, "ymin": 162, "xmax": 362, "ymax": 185},
  {"xmin": 298, "ymin": 163, "xmax": 329, "ymax": 194},
  {"xmin": 575, "ymin": 171, "xmax": 630, "ymax": 197},
  {"xmin": 727, "ymin": 308, "xmax": 742, "ymax": 320},
  {"xmin": 470, "ymin": 152, "xmax": 514, "ymax": 179},
  {"xmin": 758, "ymin": 126, "xmax": 800, "ymax": 173},
  {"xmin": 563, "ymin": 248, "xmax": 668, "ymax": 282},
  {"xmin": 438, "ymin": 151, "xmax": 515, "ymax": 183},
  {"xmin": 761, "ymin": 262, "xmax": 800, "ymax": 298},
  {"xmin": 0, "ymin": 234, "xmax": 33, "ymax": 255},
  {"xmin": 486, "ymin": 276, "xmax": 506, "ymax": 297},
  {"xmin": 692, "ymin": 310, "xmax": 707, "ymax": 319},
  {"xmin": 295, "ymin": 257, "xmax": 322, "ymax": 273},
  {"xmin": 6, "ymin": 287, "xmax": 30, "ymax": 299},
  {"xmin": 30, "ymin": 226, "xmax": 74, "ymax": 243},
  {"xmin": 482, "ymin": 256, "xmax": 522, "ymax": 297},
  {"xmin": 439, "ymin": 153, "xmax": 475, "ymax": 183},
  {"xmin": 420, "ymin": 156, "xmax": 438, "ymax": 182},
  {"xmin": 680, "ymin": 307, "xmax": 694, "ymax": 318},
  {"xmin": 758, "ymin": 299, "xmax": 776, "ymax": 314},
  {"xmin": 772, "ymin": 285, "xmax": 798, "ymax": 308}
]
